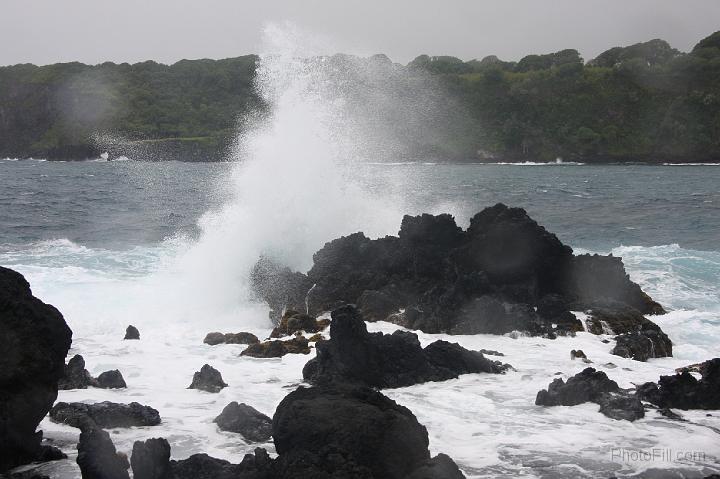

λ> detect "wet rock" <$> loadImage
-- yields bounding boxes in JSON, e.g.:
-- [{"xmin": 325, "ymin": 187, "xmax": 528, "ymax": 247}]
[
  {"xmin": 188, "ymin": 364, "xmax": 227, "ymax": 393},
  {"xmin": 76, "ymin": 421, "xmax": 130, "ymax": 479},
  {"xmin": 96, "ymin": 370, "xmax": 127, "ymax": 389},
  {"xmin": 273, "ymin": 382, "xmax": 458, "ymax": 479},
  {"xmin": 250, "ymin": 257, "xmax": 314, "ymax": 323},
  {"xmin": 479, "ymin": 349, "xmax": 504, "ymax": 357},
  {"xmin": 58, "ymin": 354, "xmax": 127, "ymax": 390},
  {"xmin": 203, "ymin": 332, "xmax": 259, "ymax": 346},
  {"xmin": 303, "ymin": 305, "xmax": 509, "ymax": 388},
  {"xmin": 130, "ymin": 438, "xmax": 171, "ymax": 479},
  {"xmin": 270, "ymin": 311, "xmax": 326, "ymax": 338},
  {"xmin": 168, "ymin": 448, "xmax": 273, "ymax": 479},
  {"xmin": 241, "ymin": 336, "xmax": 311, "ymax": 358},
  {"xmin": 612, "ymin": 330, "xmax": 672, "ymax": 361},
  {"xmin": 571, "ymin": 349, "xmax": 587, "ymax": 360},
  {"xmin": 636, "ymin": 358, "xmax": 720, "ymax": 409},
  {"xmin": 50, "ymin": 401, "xmax": 160, "ymax": 429},
  {"xmin": 252, "ymin": 204, "xmax": 664, "ymax": 338},
  {"xmin": 307, "ymin": 333, "xmax": 326, "ymax": 342},
  {"xmin": 596, "ymin": 392, "xmax": 645, "ymax": 421},
  {"xmin": 357, "ymin": 290, "xmax": 401, "ymax": 322},
  {"xmin": 124, "ymin": 325, "xmax": 140, "ymax": 340},
  {"xmin": 213, "ymin": 402, "xmax": 272, "ymax": 442},
  {"xmin": 536, "ymin": 368, "xmax": 620, "ymax": 406},
  {"xmin": 406, "ymin": 453, "xmax": 466, "ymax": 479},
  {"xmin": 563, "ymin": 255, "xmax": 665, "ymax": 315},
  {"xmin": 0, "ymin": 266, "xmax": 72, "ymax": 471},
  {"xmin": 58, "ymin": 354, "xmax": 96, "ymax": 389}
]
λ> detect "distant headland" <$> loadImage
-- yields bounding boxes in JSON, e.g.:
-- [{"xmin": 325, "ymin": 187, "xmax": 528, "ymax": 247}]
[{"xmin": 1, "ymin": 31, "xmax": 718, "ymax": 163}]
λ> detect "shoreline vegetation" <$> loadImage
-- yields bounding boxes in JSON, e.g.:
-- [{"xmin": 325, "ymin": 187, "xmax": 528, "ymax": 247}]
[{"xmin": 1, "ymin": 31, "xmax": 718, "ymax": 163}]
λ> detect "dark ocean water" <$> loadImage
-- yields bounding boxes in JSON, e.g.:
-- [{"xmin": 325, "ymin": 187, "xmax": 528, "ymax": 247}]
[
  {"xmin": 1, "ymin": 159, "xmax": 718, "ymax": 252},
  {"xmin": 2, "ymin": 158, "xmax": 720, "ymax": 479}
]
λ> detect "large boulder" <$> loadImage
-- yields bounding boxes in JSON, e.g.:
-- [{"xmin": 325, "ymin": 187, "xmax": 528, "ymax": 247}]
[
  {"xmin": 252, "ymin": 204, "xmax": 664, "ymax": 338},
  {"xmin": 130, "ymin": 438, "xmax": 170, "ymax": 479},
  {"xmin": 76, "ymin": 421, "xmax": 130, "ymax": 479},
  {"xmin": 50, "ymin": 401, "xmax": 161, "ymax": 429},
  {"xmin": 0, "ymin": 266, "xmax": 73, "ymax": 471},
  {"xmin": 637, "ymin": 358, "xmax": 720, "ymax": 409},
  {"xmin": 273, "ymin": 382, "xmax": 463, "ymax": 479},
  {"xmin": 213, "ymin": 402, "xmax": 272, "ymax": 442},
  {"xmin": 303, "ymin": 305, "xmax": 509, "ymax": 388}
]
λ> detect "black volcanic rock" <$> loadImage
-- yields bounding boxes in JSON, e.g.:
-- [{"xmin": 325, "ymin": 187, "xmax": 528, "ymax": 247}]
[
  {"xmin": 536, "ymin": 368, "xmax": 620, "ymax": 406},
  {"xmin": 583, "ymin": 306, "xmax": 672, "ymax": 361},
  {"xmin": 50, "ymin": 401, "xmax": 161, "ymax": 429},
  {"xmin": 0, "ymin": 266, "xmax": 73, "ymax": 472},
  {"xmin": 241, "ymin": 336, "xmax": 311, "ymax": 358},
  {"xmin": 124, "ymin": 325, "xmax": 140, "ymax": 340},
  {"xmin": 131, "ymin": 438, "xmax": 171, "ymax": 479},
  {"xmin": 203, "ymin": 331, "xmax": 259, "ymax": 345},
  {"xmin": 536, "ymin": 368, "xmax": 644, "ymax": 421},
  {"xmin": 214, "ymin": 402, "xmax": 272, "ymax": 442},
  {"xmin": 96, "ymin": 370, "xmax": 127, "ymax": 389},
  {"xmin": 273, "ymin": 382, "xmax": 463, "ymax": 479},
  {"xmin": 188, "ymin": 364, "xmax": 227, "ymax": 393},
  {"xmin": 612, "ymin": 330, "xmax": 672, "ymax": 362},
  {"xmin": 596, "ymin": 392, "xmax": 645, "ymax": 421},
  {"xmin": 250, "ymin": 257, "xmax": 314, "ymax": 323},
  {"xmin": 252, "ymin": 204, "xmax": 664, "ymax": 338},
  {"xmin": 58, "ymin": 354, "xmax": 128, "ymax": 389},
  {"xmin": 303, "ymin": 305, "xmax": 509, "ymax": 388},
  {"xmin": 58, "ymin": 354, "xmax": 95, "ymax": 389},
  {"xmin": 77, "ymin": 421, "xmax": 130, "ymax": 479},
  {"xmin": 637, "ymin": 358, "xmax": 720, "ymax": 410}
]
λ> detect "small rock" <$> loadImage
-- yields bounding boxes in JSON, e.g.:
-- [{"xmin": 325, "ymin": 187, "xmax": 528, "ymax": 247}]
[
  {"xmin": 570, "ymin": 349, "xmax": 587, "ymax": 360},
  {"xmin": 96, "ymin": 370, "xmax": 127, "ymax": 389},
  {"xmin": 124, "ymin": 325, "xmax": 140, "ymax": 340},
  {"xmin": 213, "ymin": 402, "xmax": 272, "ymax": 442},
  {"xmin": 203, "ymin": 332, "xmax": 259, "ymax": 346},
  {"xmin": 307, "ymin": 333, "xmax": 326, "ymax": 342},
  {"xmin": 270, "ymin": 310, "xmax": 326, "ymax": 338},
  {"xmin": 536, "ymin": 367, "xmax": 619, "ymax": 407},
  {"xmin": 188, "ymin": 365, "xmax": 227, "ymax": 393},
  {"xmin": 58, "ymin": 354, "xmax": 95, "ymax": 389}
]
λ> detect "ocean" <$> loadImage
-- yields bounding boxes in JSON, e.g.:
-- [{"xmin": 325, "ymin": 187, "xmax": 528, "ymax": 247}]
[{"xmin": 1, "ymin": 159, "xmax": 719, "ymax": 478}]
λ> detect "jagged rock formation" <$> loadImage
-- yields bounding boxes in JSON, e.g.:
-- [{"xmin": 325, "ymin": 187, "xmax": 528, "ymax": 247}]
[
  {"xmin": 535, "ymin": 367, "xmax": 644, "ymax": 421},
  {"xmin": 0, "ymin": 266, "xmax": 73, "ymax": 472},
  {"xmin": 58, "ymin": 354, "xmax": 127, "ymax": 389},
  {"xmin": 252, "ymin": 204, "xmax": 666, "ymax": 338},
  {"xmin": 50, "ymin": 401, "xmax": 161, "ymax": 429},
  {"xmin": 303, "ymin": 305, "xmax": 510, "ymax": 389},
  {"xmin": 637, "ymin": 358, "xmax": 720, "ymax": 409}
]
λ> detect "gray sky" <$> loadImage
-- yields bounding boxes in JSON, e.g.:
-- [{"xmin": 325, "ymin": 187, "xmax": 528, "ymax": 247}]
[{"xmin": 3, "ymin": 0, "xmax": 719, "ymax": 66}]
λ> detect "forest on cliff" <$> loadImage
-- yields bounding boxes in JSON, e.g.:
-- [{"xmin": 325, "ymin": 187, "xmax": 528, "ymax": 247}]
[{"xmin": 1, "ymin": 31, "xmax": 718, "ymax": 162}]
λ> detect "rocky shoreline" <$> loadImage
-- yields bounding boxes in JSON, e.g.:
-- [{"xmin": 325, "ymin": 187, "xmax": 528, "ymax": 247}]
[{"xmin": 2, "ymin": 205, "xmax": 719, "ymax": 478}]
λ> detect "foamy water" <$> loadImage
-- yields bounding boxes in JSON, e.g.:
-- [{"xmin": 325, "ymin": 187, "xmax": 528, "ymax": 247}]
[{"xmin": 3, "ymin": 23, "xmax": 720, "ymax": 479}]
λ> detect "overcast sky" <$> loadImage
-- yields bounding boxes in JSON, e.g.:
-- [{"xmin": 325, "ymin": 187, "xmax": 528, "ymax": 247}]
[{"xmin": 3, "ymin": 0, "xmax": 719, "ymax": 66}]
